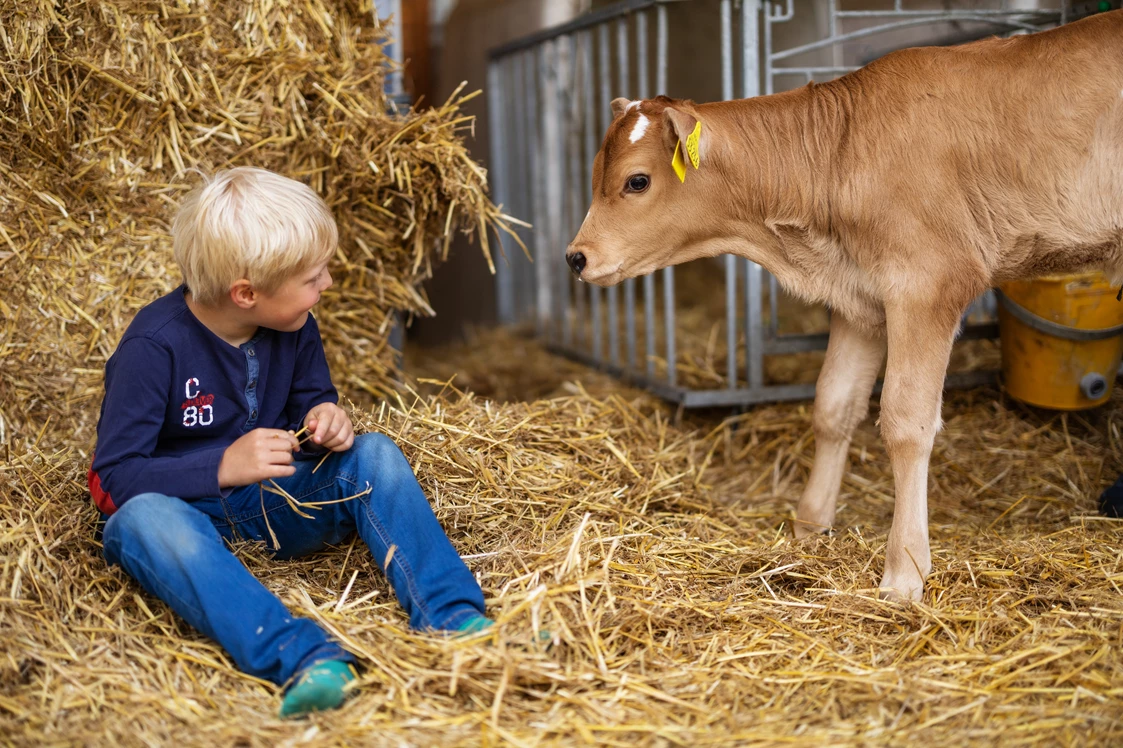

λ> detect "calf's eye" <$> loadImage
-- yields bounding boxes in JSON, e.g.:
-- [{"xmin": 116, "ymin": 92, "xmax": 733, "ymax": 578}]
[{"xmin": 626, "ymin": 175, "xmax": 649, "ymax": 193}]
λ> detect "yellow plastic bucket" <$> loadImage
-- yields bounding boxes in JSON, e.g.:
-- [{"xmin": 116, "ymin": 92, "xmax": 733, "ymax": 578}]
[{"xmin": 997, "ymin": 272, "xmax": 1123, "ymax": 410}]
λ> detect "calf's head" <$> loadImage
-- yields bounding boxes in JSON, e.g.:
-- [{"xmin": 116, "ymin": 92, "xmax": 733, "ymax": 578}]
[{"xmin": 566, "ymin": 96, "xmax": 717, "ymax": 286}]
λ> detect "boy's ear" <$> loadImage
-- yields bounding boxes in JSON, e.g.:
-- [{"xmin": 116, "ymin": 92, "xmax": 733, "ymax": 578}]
[{"xmin": 229, "ymin": 279, "xmax": 256, "ymax": 310}]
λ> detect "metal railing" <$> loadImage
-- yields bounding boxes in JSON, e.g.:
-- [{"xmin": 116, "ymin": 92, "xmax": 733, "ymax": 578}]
[{"xmin": 487, "ymin": 0, "xmax": 1077, "ymax": 407}]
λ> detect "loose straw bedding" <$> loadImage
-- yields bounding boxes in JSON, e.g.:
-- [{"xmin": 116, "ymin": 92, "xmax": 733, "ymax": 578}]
[{"xmin": 4, "ymin": 337, "xmax": 1120, "ymax": 744}]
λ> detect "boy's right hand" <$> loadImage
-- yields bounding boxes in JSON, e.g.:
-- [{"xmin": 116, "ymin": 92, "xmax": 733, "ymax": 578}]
[{"xmin": 218, "ymin": 429, "xmax": 300, "ymax": 488}]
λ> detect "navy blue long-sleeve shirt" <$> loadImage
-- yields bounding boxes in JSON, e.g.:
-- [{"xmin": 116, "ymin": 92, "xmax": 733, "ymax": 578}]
[{"xmin": 89, "ymin": 286, "xmax": 337, "ymax": 515}]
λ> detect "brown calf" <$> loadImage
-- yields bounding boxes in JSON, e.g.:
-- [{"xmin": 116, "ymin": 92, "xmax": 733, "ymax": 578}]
[{"xmin": 566, "ymin": 10, "xmax": 1123, "ymax": 600}]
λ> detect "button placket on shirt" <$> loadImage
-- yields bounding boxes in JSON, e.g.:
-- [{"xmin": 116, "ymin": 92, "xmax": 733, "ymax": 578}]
[{"xmin": 242, "ymin": 341, "xmax": 260, "ymax": 429}]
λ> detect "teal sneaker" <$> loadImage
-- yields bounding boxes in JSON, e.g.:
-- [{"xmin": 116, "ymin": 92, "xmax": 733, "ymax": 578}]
[
  {"xmin": 455, "ymin": 614, "xmax": 495, "ymax": 637},
  {"xmin": 455, "ymin": 615, "xmax": 554, "ymax": 650},
  {"xmin": 279, "ymin": 659, "xmax": 356, "ymax": 719}
]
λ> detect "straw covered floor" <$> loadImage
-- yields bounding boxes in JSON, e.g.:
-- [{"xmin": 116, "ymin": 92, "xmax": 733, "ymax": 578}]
[
  {"xmin": 2, "ymin": 1, "xmax": 1122, "ymax": 745},
  {"xmin": 3, "ymin": 325, "xmax": 1122, "ymax": 744}
]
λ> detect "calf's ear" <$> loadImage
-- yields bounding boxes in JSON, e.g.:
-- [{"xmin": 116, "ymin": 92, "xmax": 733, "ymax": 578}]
[
  {"xmin": 662, "ymin": 106, "xmax": 704, "ymax": 182},
  {"xmin": 610, "ymin": 97, "xmax": 633, "ymax": 120}
]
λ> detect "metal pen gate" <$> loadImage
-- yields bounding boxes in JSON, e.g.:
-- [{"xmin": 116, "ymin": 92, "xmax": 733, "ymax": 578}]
[{"xmin": 486, "ymin": 0, "xmax": 1078, "ymax": 408}]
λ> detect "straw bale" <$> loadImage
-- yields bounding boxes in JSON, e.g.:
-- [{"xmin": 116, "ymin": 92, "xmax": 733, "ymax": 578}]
[{"xmin": 0, "ymin": 0, "xmax": 521, "ymax": 444}]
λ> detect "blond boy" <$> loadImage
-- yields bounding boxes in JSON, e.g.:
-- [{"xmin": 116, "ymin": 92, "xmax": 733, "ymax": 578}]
[{"xmin": 90, "ymin": 168, "xmax": 491, "ymax": 717}]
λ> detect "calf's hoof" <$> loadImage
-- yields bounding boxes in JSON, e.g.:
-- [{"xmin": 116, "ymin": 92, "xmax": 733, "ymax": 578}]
[
  {"xmin": 792, "ymin": 516, "xmax": 833, "ymax": 539},
  {"xmin": 877, "ymin": 566, "xmax": 926, "ymax": 602}
]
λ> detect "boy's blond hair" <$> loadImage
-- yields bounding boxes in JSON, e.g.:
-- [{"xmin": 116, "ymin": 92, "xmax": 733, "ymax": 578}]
[{"xmin": 172, "ymin": 167, "xmax": 338, "ymax": 305}]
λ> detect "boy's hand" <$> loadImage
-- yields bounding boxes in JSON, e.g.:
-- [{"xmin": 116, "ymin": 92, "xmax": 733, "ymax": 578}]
[
  {"xmin": 218, "ymin": 429, "xmax": 300, "ymax": 488},
  {"xmin": 303, "ymin": 402, "xmax": 354, "ymax": 452}
]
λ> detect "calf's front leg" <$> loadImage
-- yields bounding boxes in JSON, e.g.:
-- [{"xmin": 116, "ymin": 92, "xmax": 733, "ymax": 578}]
[
  {"xmin": 877, "ymin": 299, "xmax": 962, "ymax": 601},
  {"xmin": 794, "ymin": 313, "xmax": 886, "ymax": 538}
]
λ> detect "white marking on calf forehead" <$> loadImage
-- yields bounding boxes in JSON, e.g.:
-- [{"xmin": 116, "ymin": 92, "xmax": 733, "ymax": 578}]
[
  {"xmin": 626, "ymin": 100, "xmax": 641, "ymax": 111},
  {"xmin": 628, "ymin": 114, "xmax": 650, "ymax": 143}
]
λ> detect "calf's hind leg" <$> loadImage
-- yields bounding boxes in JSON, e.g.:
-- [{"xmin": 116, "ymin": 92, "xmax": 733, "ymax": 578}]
[{"xmin": 794, "ymin": 313, "xmax": 886, "ymax": 538}]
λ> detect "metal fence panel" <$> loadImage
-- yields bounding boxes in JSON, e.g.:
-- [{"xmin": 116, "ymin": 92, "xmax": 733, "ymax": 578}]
[{"xmin": 489, "ymin": 0, "xmax": 1072, "ymax": 407}]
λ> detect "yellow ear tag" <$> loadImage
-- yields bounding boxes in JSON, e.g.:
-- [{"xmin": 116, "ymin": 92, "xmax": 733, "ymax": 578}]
[
  {"xmin": 672, "ymin": 142, "xmax": 687, "ymax": 183},
  {"xmin": 670, "ymin": 120, "xmax": 702, "ymax": 183},
  {"xmin": 685, "ymin": 121, "xmax": 702, "ymax": 169}
]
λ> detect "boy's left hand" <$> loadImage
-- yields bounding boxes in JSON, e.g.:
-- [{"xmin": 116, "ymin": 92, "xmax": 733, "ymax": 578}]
[{"xmin": 302, "ymin": 402, "xmax": 354, "ymax": 452}]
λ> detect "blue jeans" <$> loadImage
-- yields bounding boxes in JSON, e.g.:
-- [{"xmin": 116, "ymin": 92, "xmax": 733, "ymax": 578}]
[{"xmin": 101, "ymin": 433, "xmax": 486, "ymax": 686}]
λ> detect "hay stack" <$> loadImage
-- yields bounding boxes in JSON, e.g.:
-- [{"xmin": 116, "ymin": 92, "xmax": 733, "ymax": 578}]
[{"xmin": 0, "ymin": 0, "xmax": 520, "ymax": 446}]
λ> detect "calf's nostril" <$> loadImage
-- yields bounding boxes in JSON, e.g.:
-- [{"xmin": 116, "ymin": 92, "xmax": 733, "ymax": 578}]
[{"xmin": 567, "ymin": 252, "xmax": 586, "ymax": 276}]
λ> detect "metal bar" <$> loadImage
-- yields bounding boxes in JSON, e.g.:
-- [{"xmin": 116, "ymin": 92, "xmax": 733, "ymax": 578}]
[
  {"xmin": 770, "ymin": 0, "xmax": 795, "ymax": 23},
  {"xmin": 527, "ymin": 48, "xmax": 545, "ymax": 336},
  {"xmin": 724, "ymin": 255, "xmax": 738, "ymax": 388},
  {"xmin": 618, "ymin": 17, "xmax": 637, "ymax": 373},
  {"xmin": 561, "ymin": 35, "xmax": 576, "ymax": 347},
  {"xmin": 489, "ymin": 59, "xmax": 515, "ymax": 325},
  {"xmin": 551, "ymin": 343, "xmax": 999, "ymax": 409},
  {"xmin": 637, "ymin": 9, "xmax": 656, "ymax": 379},
  {"xmin": 745, "ymin": 264, "xmax": 764, "ymax": 389},
  {"xmin": 509, "ymin": 53, "xmax": 530, "ymax": 322},
  {"xmin": 744, "ymin": 0, "xmax": 760, "ymax": 93},
  {"xmin": 720, "ymin": 0, "xmax": 736, "ymax": 388},
  {"xmin": 681, "ymin": 384, "xmax": 817, "ymax": 408},
  {"xmin": 679, "ymin": 371, "xmax": 997, "ymax": 409},
  {"xmin": 549, "ymin": 38, "xmax": 569, "ymax": 345},
  {"xmin": 622, "ymin": 253, "xmax": 638, "ymax": 374},
  {"xmin": 537, "ymin": 42, "xmax": 556, "ymax": 340},
  {"xmin": 578, "ymin": 31, "xmax": 596, "ymax": 351},
  {"xmin": 663, "ymin": 270, "xmax": 676, "ymax": 386},
  {"xmin": 657, "ymin": 2, "xmax": 675, "ymax": 387},
  {"xmin": 769, "ymin": 274, "xmax": 779, "ymax": 339},
  {"xmin": 656, "ymin": 4, "xmax": 666, "ymax": 101},
  {"xmin": 743, "ymin": 0, "xmax": 764, "ymax": 390},
  {"xmin": 834, "ymin": 8, "xmax": 1057, "ymax": 18},
  {"xmin": 763, "ymin": 322, "xmax": 999, "ymax": 357},
  {"xmin": 763, "ymin": 0, "xmax": 773, "ymax": 96},
  {"xmin": 588, "ymin": 28, "xmax": 603, "ymax": 362},
  {"xmin": 742, "ymin": 0, "xmax": 763, "ymax": 387},
  {"xmin": 524, "ymin": 54, "xmax": 538, "ymax": 324},
  {"xmin": 489, "ymin": 0, "xmax": 675, "ymax": 60},
  {"xmin": 598, "ymin": 22, "xmax": 619, "ymax": 367},
  {"xmin": 770, "ymin": 15, "xmax": 1058, "ymax": 63},
  {"xmin": 636, "ymin": 9, "xmax": 649, "ymax": 95},
  {"xmin": 721, "ymin": 0, "xmax": 734, "ymax": 101},
  {"xmin": 577, "ymin": 32, "xmax": 594, "ymax": 350}
]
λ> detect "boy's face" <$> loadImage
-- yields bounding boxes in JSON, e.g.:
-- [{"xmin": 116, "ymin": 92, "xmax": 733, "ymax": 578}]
[{"xmin": 252, "ymin": 260, "xmax": 333, "ymax": 332}]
